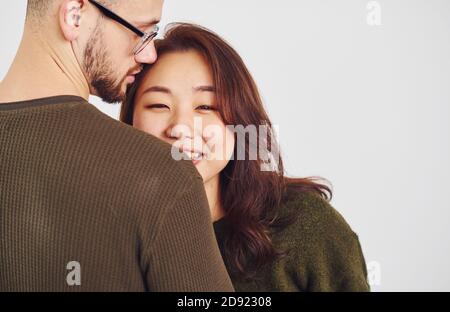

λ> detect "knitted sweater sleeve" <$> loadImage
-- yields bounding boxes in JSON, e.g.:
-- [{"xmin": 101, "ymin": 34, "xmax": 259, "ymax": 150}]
[
  {"xmin": 282, "ymin": 192, "xmax": 371, "ymax": 292},
  {"xmin": 142, "ymin": 175, "xmax": 235, "ymax": 292}
]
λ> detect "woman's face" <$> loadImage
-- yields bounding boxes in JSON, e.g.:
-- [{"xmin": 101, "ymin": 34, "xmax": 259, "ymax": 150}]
[{"xmin": 132, "ymin": 50, "xmax": 235, "ymax": 183}]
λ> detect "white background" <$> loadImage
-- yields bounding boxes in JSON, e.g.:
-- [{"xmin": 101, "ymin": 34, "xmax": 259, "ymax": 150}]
[{"xmin": 1, "ymin": 0, "xmax": 450, "ymax": 291}]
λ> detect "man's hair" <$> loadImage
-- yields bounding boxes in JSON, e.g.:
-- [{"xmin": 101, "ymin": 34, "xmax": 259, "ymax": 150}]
[
  {"xmin": 26, "ymin": 0, "xmax": 54, "ymax": 23},
  {"xmin": 26, "ymin": 0, "xmax": 118, "ymax": 25}
]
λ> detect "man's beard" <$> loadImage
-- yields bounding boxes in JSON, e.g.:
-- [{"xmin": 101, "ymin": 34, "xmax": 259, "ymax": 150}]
[{"xmin": 83, "ymin": 25, "xmax": 126, "ymax": 104}]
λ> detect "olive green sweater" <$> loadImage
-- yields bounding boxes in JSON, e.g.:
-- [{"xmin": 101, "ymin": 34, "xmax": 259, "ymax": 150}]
[
  {"xmin": 0, "ymin": 96, "xmax": 234, "ymax": 292},
  {"xmin": 213, "ymin": 188, "xmax": 370, "ymax": 292}
]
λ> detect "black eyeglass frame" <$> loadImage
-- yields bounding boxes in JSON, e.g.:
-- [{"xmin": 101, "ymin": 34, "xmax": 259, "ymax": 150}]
[{"xmin": 88, "ymin": 0, "xmax": 159, "ymax": 55}]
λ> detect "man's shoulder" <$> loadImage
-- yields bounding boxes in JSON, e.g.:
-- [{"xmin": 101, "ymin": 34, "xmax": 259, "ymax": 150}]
[
  {"xmin": 64, "ymin": 103, "xmax": 203, "ymax": 190},
  {"xmin": 66, "ymin": 104, "xmax": 204, "ymax": 223}
]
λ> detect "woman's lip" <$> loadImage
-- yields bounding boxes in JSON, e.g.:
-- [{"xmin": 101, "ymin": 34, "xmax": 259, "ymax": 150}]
[
  {"xmin": 182, "ymin": 151, "xmax": 205, "ymax": 165},
  {"xmin": 182, "ymin": 147, "xmax": 204, "ymax": 155}
]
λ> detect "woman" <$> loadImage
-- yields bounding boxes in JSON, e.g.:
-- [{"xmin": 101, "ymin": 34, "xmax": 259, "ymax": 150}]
[{"xmin": 121, "ymin": 23, "xmax": 370, "ymax": 292}]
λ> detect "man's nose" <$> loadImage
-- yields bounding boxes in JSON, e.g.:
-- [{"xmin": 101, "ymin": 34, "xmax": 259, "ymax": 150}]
[{"xmin": 134, "ymin": 41, "xmax": 157, "ymax": 65}]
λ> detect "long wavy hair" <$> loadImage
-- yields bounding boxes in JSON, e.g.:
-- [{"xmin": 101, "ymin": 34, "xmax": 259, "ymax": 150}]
[{"xmin": 121, "ymin": 23, "xmax": 332, "ymax": 280}]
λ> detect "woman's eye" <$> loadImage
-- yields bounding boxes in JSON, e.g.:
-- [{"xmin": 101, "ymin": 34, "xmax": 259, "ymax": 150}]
[
  {"xmin": 145, "ymin": 104, "xmax": 170, "ymax": 110},
  {"xmin": 196, "ymin": 105, "xmax": 217, "ymax": 111}
]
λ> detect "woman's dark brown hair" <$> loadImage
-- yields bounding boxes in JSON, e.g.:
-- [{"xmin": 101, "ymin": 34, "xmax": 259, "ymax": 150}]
[{"xmin": 121, "ymin": 23, "xmax": 332, "ymax": 280}]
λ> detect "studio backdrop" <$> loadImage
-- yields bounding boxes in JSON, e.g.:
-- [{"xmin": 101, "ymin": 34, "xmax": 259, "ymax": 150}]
[{"xmin": 1, "ymin": 0, "xmax": 449, "ymax": 291}]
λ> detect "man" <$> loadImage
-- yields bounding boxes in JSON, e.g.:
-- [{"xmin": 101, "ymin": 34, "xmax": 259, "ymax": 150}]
[{"xmin": 0, "ymin": 0, "xmax": 234, "ymax": 292}]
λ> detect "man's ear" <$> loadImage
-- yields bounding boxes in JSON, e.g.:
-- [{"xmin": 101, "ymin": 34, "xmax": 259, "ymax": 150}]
[{"xmin": 59, "ymin": 0, "xmax": 88, "ymax": 41}]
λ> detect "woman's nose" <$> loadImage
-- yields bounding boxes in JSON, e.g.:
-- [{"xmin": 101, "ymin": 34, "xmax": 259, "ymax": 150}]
[
  {"xmin": 165, "ymin": 109, "xmax": 192, "ymax": 137},
  {"xmin": 167, "ymin": 124, "xmax": 194, "ymax": 140}
]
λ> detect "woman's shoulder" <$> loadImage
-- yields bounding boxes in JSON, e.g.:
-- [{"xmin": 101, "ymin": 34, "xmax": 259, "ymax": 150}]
[
  {"xmin": 270, "ymin": 186, "xmax": 370, "ymax": 291},
  {"xmin": 275, "ymin": 186, "xmax": 358, "ymax": 241}
]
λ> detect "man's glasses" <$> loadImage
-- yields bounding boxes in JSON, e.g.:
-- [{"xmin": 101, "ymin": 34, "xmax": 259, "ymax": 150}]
[{"xmin": 88, "ymin": 0, "xmax": 159, "ymax": 55}]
